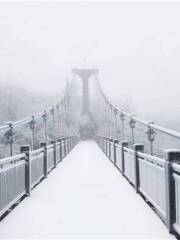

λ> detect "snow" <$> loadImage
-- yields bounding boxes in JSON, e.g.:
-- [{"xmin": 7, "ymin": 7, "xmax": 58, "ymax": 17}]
[{"xmin": 0, "ymin": 141, "xmax": 175, "ymax": 239}]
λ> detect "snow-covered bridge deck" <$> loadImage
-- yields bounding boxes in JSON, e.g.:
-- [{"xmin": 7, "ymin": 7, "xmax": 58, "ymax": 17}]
[{"xmin": 0, "ymin": 141, "xmax": 174, "ymax": 239}]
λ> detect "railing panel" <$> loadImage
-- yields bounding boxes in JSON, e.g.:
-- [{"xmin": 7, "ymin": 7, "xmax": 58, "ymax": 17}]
[
  {"xmin": 103, "ymin": 138, "xmax": 106, "ymax": 153},
  {"xmin": 138, "ymin": 156, "xmax": 166, "ymax": 219},
  {"xmin": 65, "ymin": 139, "xmax": 69, "ymax": 154},
  {"xmin": 0, "ymin": 157, "xmax": 26, "ymax": 217},
  {"xmin": 106, "ymin": 140, "xmax": 109, "ymax": 157},
  {"xmin": 173, "ymin": 172, "xmax": 180, "ymax": 234},
  {"xmin": 56, "ymin": 142, "xmax": 60, "ymax": 163},
  {"xmin": 0, "ymin": 135, "xmax": 79, "ymax": 220},
  {"xmin": 110, "ymin": 141, "xmax": 114, "ymax": 162},
  {"xmin": 66, "ymin": 139, "xmax": 68, "ymax": 155},
  {"xmin": 61, "ymin": 141, "xmax": 65, "ymax": 159},
  {"xmin": 116, "ymin": 145, "xmax": 122, "ymax": 171},
  {"xmin": 47, "ymin": 145, "xmax": 54, "ymax": 172},
  {"xmin": 124, "ymin": 150, "xmax": 135, "ymax": 184},
  {"xmin": 30, "ymin": 148, "xmax": 44, "ymax": 188},
  {"xmin": 95, "ymin": 135, "xmax": 180, "ymax": 236}
]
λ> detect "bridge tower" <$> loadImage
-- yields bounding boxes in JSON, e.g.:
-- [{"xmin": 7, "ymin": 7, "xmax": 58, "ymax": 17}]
[
  {"xmin": 72, "ymin": 68, "xmax": 99, "ymax": 114},
  {"xmin": 72, "ymin": 68, "xmax": 99, "ymax": 139}
]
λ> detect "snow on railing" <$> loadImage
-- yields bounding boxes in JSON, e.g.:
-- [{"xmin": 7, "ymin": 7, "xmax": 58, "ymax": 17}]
[
  {"xmin": 95, "ymin": 75, "xmax": 180, "ymax": 156},
  {"xmin": 0, "ymin": 135, "xmax": 79, "ymax": 220},
  {"xmin": 96, "ymin": 135, "xmax": 180, "ymax": 238},
  {"xmin": 119, "ymin": 108, "xmax": 180, "ymax": 139},
  {"xmin": 0, "ymin": 79, "xmax": 77, "ymax": 157}
]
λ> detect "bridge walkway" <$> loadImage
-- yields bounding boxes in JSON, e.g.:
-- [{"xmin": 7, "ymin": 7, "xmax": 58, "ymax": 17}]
[{"xmin": 0, "ymin": 141, "xmax": 174, "ymax": 239}]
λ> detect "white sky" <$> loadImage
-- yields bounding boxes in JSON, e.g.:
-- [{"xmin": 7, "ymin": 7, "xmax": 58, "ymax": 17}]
[{"xmin": 0, "ymin": 1, "xmax": 180, "ymax": 123}]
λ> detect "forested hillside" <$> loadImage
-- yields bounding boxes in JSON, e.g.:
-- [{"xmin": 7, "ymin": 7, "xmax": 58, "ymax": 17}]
[{"xmin": 0, "ymin": 81, "xmax": 61, "ymax": 124}]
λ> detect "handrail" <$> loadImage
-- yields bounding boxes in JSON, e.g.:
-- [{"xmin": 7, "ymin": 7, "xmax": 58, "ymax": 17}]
[
  {"xmin": 96, "ymin": 76, "xmax": 180, "ymax": 139},
  {"xmin": 123, "ymin": 146, "xmax": 134, "ymax": 155},
  {"xmin": 0, "ymin": 79, "xmax": 73, "ymax": 132},
  {"xmin": 138, "ymin": 151, "xmax": 165, "ymax": 167},
  {"xmin": 0, "ymin": 135, "xmax": 79, "ymax": 221},
  {"xmin": 34, "ymin": 110, "xmax": 44, "ymax": 118},
  {"xmin": 96, "ymin": 135, "xmax": 180, "ymax": 237},
  {"xmin": 120, "ymin": 108, "xmax": 180, "ymax": 138},
  {"xmin": 14, "ymin": 117, "xmax": 32, "ymax": 127},
  {"xmin": 47, "ymin": 144, "xmax": 54, "ymax": 150},
  {"xmin": 172, "ymin": 163, "xmax": 180, "ymax": 172},
  {"xmin": 0, "ymin": 124, "xmax": 9, "ymax": 132},
  {"xmin": 0, "ymin": 153, "xmax": 26, "ymax": 165},
  {"xmin": 30, "ymin": 148, "xmax": 44, "ymax": 156},
  {"xmin": 105, "ymin": 136, "xmax": 165, "ymax": 166}
]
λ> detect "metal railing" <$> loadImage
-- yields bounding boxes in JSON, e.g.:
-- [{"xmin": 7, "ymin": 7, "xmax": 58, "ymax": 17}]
[
  {"xmin": 95, "ymin": 76, "xmax": 180, "ymax": 157},
  {"xmin": 0, "ymin": 79, "xmax": 77, "ymax": 158},
  {"xmin": 0, "ymin": 153, "xmax": 26, "ymax": 217},
  {"xmin": 0, "ymin": 135, "xmax": 79, "ymax": 219},
  {"xmin": 30, "ymin": 148, "xmax": 45, "ymax": 188},
  {"xmin": 96, "ymin": 135, "xmax": 180, "ymax": 237}
]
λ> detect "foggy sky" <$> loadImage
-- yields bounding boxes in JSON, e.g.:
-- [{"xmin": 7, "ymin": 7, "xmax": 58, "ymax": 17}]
[{"xmin": 0, "ymin": 1, "xmax": 180, "ymax": 126}]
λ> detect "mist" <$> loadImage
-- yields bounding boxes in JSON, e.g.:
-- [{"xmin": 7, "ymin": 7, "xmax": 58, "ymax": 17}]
[{"xmin": 0, "ymin": 1, "xmax": 180, "ymax": 129}]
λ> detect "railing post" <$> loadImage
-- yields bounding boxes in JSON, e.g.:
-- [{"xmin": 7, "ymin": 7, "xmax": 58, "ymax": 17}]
[
  {"xmin": 73, "ymin": 136, "xmax": 75, "ymax": 146},
  {"xmin": 109, "ymin": 138, "xmax": 113, "ymax": 159},
  {"xmin": 58, "ymin": 138, "xmax": 62, "ymax": 162},
  {"xmin": 134, "ymin": 144, "xmax": 144, "ymax": 193},
  {"xmin": 71, "ymin": 136, "xmax": 73, "ymax": 149},
  {"xmin": 67, "ymin": 137, "xmax": 69, "ymax": 154},
  {"xmin": 67, "ymin": 137, "xmax": 70, "ymax": 153},
  {"xmin": 71, "ymin": 136, "xmax": 74, "ymax": 150},
  {"xmin": 114, "ymin": 108, "xmax": 118, "ymax": 139},
  {"xmin": 67, "ymin": 137, "xmax": 69, "ymax": 153},
  {"xmin": 66, "ymin": 137, "xmax": 68, "ymax": 154},
  {"xmin": 64, "ymin": 137, "xmax": 66, "ymax": 157},
  {"xmin": 103, "ymin": 137, "xmax": 106, "ymax": 153},
  {"xmin": 40, "ymin": 142, "xmax": 48, "ymax": 178},
  {"xmin": 105, "ymin": 137, "xmax": 108, "ymax": 156},
  {"xmin": 42, "ymin": 110, "xmax": 47, "ymax": 142},
  {"xmin": 68, "ymin": 137, "xmax": 71, "ymax": 154},
  {"xmin": 100, "ymin": 136, "xmax": 102, "ymax": 149},
  {"xmin": 56, "ymin": 102, "xmax": 60, "ymax": 138},
  {"xmin": 103, "ymin": 136, "xmax": 105, "ymax": 153},
  {"xmin": 113, "ymin": 139, "xmax": 119, "ymax": 166},
  {"xmin": 165, "ymin": 149, "xmax": 180, "ymax": 233},
  {"xmin": 107, "ymin": 138, "xmax": 109, "ymax": 158},
  {"xmin": 146, "ymin": 121, "xmax": 156, "ymax": 155},
  {"xmin": 129, "ymin": 117, "xmax": 136, "ymax": 147},
  {"xmin": 120, "ymin": 112, "xmax": 125, "ymax": 141},
  {"xmin": 69, "ymin": 136, "xmax": 71, "ymax": 151},
  {"xmin": 98, "ymin": 136, "xmax": 100, "ymax": 148},
  {"xmin": 20, "ymin": 145, "xmax": 31, "ymax": 196},
  {"xmin": 29, "ymin": 114, "xmax": 36, "ymax": 150},
  {"xmin": 5, "ymin": 121, "xmax": 15, "ymax": 156},
  {"xmin": 51, "ymin": 106, "xmax": 55, "ymax": 140},
  {"xmin": 70, "ymin": 136, "xmax": 72, "ymax": 151},
  {"xmin": 121, "ymin": 141, "xmax": 128, "ymax": 176},
  {"xmin": 51, "ymin": 140, "xmax": 56, "ymax": 168}
]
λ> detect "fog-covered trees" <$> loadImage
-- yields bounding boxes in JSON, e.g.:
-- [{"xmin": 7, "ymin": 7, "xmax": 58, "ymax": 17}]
[{"xmin": 0, "ymin": 81, "xmax": 59, "ymax": 124}]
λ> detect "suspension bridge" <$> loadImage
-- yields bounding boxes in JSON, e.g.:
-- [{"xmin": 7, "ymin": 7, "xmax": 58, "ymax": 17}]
[{"xmin": 0, "ymin": 68, "xmax": 179, "ymax": 238}]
